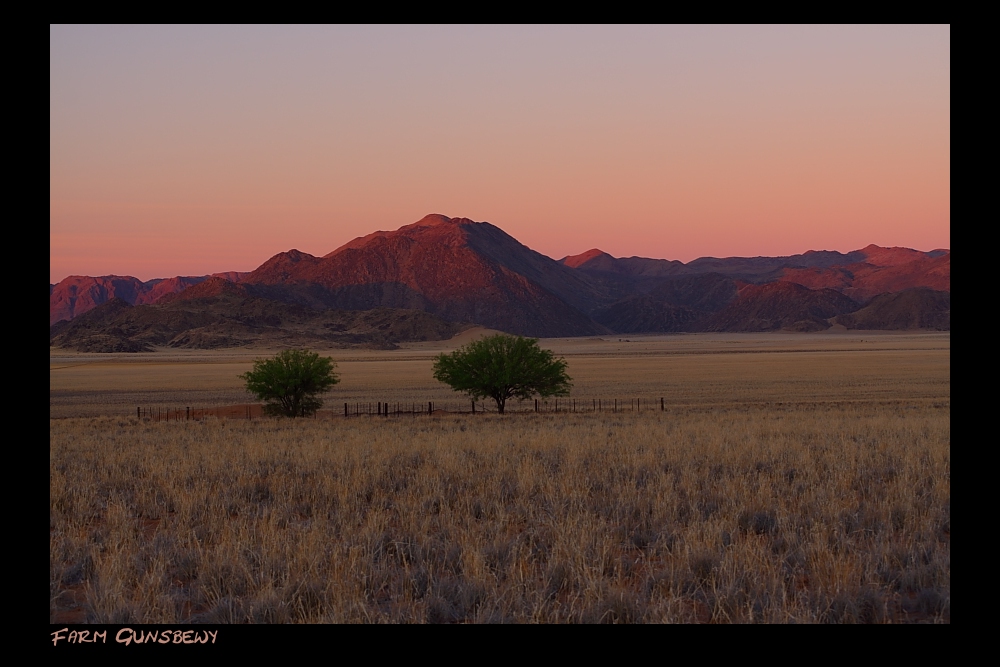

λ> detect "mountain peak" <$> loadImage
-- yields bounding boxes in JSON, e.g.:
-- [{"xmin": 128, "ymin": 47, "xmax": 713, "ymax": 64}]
[
  {"xmin": 412, "ymin": 213, "xmax": 460, "ymax": 227},
  {"xmin": 325, "ymin": 214, "xmax": 480, "ymax": 258},
  {"xmin": 397, "ymin": 213, "xmax": 481, "ymax": 234},
  {"xmin": 855, "ymin": 244, "xmax": 936, "ymax": 267},
  {"xmin": 560, "ymin": 249, "xmax": 612, "ymax": 268}
]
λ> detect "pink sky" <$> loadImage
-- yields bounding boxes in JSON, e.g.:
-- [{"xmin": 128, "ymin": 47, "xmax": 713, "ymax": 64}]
[{"xmin": 50, "ymin": 25, "xmax": 950, "ymax": 283}]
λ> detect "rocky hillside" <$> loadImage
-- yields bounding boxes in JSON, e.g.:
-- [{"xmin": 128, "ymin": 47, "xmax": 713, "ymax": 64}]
[{"xmin": 51, "ymin": 215, "xmax": 950, "ymax": 342}]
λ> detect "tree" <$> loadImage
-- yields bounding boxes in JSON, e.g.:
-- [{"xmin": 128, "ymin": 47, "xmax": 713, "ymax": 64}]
[
  {"xmin": 240, "ymin": 349, "xmax": 339, "ymax": 417},
  {"xmin": 432, "ymin": 334, "xmax": 571, "ymax": 414}
]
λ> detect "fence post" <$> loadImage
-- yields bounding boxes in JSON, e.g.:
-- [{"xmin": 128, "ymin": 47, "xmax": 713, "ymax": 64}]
[
  {"xmin": 472, "ymin": 400, "xmax": 475, "ymax": 415},
  {"xmin": 535, "ymin": 399, "xmax": 538, "ymax": 412},
  {"xmin": 429, "ymin": 401, "xmax": 432, "ymax": 414},
  {"xmin": 661, "ymin": 397, "xmax": 664, "ymax": 411}
]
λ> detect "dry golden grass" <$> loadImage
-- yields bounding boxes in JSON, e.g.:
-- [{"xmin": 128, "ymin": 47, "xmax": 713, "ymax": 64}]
[
  {"xmin": 50, "ymin": 412, "xmax": 950, "ymax": 623},
  {"xmin": 49, "ymin": 331, "xmax": 949, "ymax": 623}
]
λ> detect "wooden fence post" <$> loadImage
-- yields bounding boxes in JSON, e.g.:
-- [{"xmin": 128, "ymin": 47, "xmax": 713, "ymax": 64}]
[{"xmin": 661, "ymin": 397, "xmax": 664, "ymax": 411}]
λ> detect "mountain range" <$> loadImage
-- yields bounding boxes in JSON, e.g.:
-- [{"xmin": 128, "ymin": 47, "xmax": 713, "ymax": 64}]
[{"xmin": 50, "ymin": 214, "xmax": 950, "ymax": 351}]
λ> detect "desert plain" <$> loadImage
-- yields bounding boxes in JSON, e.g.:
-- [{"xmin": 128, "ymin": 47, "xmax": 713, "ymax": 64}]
[{"xmin": 50, "ymin": 329, "xmax": 950, "ymax": 623}]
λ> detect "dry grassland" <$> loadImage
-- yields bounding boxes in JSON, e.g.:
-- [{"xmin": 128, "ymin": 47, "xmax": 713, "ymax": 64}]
[
  {"xmin": 51, "ymin": 331, "xmax": 949, "ymax": 417},
  {"xmin": 49, "ymin": 332, "xmax": 949, "ymax": 623}
]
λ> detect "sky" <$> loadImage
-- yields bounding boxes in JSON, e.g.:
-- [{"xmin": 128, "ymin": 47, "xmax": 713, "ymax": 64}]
[{"xmin": 50, "ymin": 25, "xmax": 950, "ymax": 283}]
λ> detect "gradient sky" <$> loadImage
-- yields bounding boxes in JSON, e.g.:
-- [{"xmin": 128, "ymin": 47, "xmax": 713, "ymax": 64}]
[{"xmin": 50, "ymin": 25, "xmax": 950, "ymax": 283}]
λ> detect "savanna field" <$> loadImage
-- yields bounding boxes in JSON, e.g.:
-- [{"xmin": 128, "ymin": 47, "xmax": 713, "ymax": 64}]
[{"xmin": 50, "ymin": 332, "xmax": 950, "ymax": 623}]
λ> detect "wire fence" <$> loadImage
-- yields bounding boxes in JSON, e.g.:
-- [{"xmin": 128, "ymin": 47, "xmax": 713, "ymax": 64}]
[{"xmin": 136, "ymin": 397, "xmax": 672, "ymax": 421}]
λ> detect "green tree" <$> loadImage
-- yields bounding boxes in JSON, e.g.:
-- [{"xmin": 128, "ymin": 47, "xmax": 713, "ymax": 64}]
[
  {"xmin": 240, "ymin": 349, "xmax": 339, "ymax": 417},
  {"xmin": 432, "ymin": 334, "xmax": 571, "ymax": 414}
]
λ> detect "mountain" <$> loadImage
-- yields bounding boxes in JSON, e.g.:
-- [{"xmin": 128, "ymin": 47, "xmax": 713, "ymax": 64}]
[
  {"xmin": 50, "ymin": 215, "xmax": 950, "ymax": 345},
  {"xmin": 835, "ymin": 288, "xmax": 950, "ymax": 330},
  {"xmin": 560, "ymin": 243, "xmax": 949, "ymax": 332},
  {"xmin": 702, "ymin": 282, "xmax": 861, "ymax": 332},
  {"xmin": 241, "ymin": 214, "xmax": 611, "ymax": 337},
  {"xmin": 49, "ymin": 272, "xmax": 250, "ymax": 325},
  {"xmin": 591, "ymin": 273, "xmax": 741, "ymax": 333},
  {"xmin": 772, "ymin": 253, "xmax": 950, "ymax": 302},
  {"xmin": 561, "ymin": 249, "xmax": 686, "ymax": 278},
  {"xmin": 563, "ymin": 244, "xmax": 949, "ymax": 286}
]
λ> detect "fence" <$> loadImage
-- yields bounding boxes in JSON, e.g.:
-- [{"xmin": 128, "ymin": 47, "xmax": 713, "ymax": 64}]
[
  {"xmin": 136, "ymin": 398, "xmax": 672, "ymax": 422},
  {"xmin": 137, "ymin": 405, "xmax": 263, "ymax": 422}
]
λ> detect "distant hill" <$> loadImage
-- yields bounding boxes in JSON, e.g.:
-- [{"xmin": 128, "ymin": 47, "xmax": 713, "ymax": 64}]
[
  {"xmin": 50, "ymin": 272, "xmax": 250, "ymax": 325},
  {"xmin": 836, "ymin": 288, "xmax": 950, "ymax": 330},
  {"xmin": 49, "ymin": 289, "xmax": 467, "ymax": 352},
  {"xmin": 50, "ymin": 215, "xmax": 950, "ymax": 346},
  {"xmin": 563, "ymin": 244, "xmax": 950, "ymax": 294},
  {"xmin": 702, "ymin": 282, "xmax": 861, "ymax": 332}
]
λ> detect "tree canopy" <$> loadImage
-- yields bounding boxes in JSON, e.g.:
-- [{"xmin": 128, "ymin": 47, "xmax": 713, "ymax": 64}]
[
  {"xmin": 432, "ymin": 334, "xmax": 571, "ymax": 413},
  {"xmin": 240, "ymin": 349, "xmax": 339, "ymax": 417}
]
